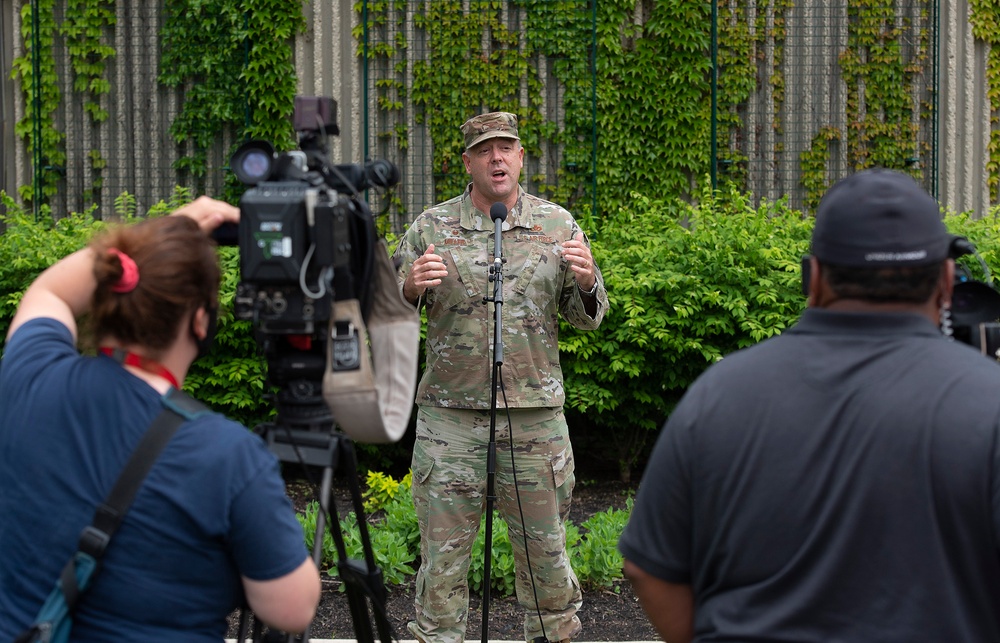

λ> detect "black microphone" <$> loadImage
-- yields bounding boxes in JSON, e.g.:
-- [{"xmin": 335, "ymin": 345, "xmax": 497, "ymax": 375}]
[
  {"xmin": 950, "ymin": 235, "xmax": 976, "ymax": 259},
  {"xmin": 490, "ymin": 202, "xmax": 508, "ymax": 222},
  {"xmin": 490, "ymin": 203, "xmax": 506, "ymax": 263},
  {"xmin": 950, "ymin": 235, "xmax": 995, "ymax": 286}
]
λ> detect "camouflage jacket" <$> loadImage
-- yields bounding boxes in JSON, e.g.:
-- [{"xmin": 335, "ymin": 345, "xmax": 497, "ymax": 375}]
[{"xmin": 393, "ymin": 185, "xmax": 608, "ymax": 409}]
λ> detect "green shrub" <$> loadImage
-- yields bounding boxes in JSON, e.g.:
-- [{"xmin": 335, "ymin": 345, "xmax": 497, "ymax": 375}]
[
  {"xmin": 0, "ymin": 192, "xmax": 112, "ymax": 342},
  {"xmin": 561, "ymin": 183, "xmax": 813, "ymax": 480},
  {"xmin": 571, "ymin": 499, "xmax": 632, "ymax": 590},
  {"xmin": 298, "ymin": 500, "xmax": 339, "ymax": 568},
  {"xmin": 379, "ymin": 492, "xmax": 421, "ymax": 554},
  {"xmin": 301, "ymin": 472, "xmax": 641, "ymax": 598},
  {"xmin": 469, "ymin": 513, "xmax": 516, "ymax": 597},
  {"xmin": 0, "ymin": 189, "xmax": 274, "ymax": 425},
  {"xmin": 945, "ymin": 208, "xmax": 1000, "ymax": 280}
]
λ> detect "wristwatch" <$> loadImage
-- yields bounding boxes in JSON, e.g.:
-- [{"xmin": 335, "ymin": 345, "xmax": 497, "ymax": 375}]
[{"xmin": 578, "ymin": 280, "xmax": 599, "ymax": 296}]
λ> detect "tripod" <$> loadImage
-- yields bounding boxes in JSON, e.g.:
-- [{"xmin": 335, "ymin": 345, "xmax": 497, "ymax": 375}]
[{"xmin": 235, "ymin": 422, "xmax": 393, "ymax": 643}]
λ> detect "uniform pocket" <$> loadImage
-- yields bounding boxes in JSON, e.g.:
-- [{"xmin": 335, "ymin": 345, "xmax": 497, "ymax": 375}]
[
  {"xmin": 550, "ymin": 445, "xmax": 576, "ymax": 491},
  {"xmin": 550, "ymin": 444, "xmax": 576, "ymax": 523}
]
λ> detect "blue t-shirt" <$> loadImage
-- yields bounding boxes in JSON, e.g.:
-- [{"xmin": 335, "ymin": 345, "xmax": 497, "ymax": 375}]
[{"xmin": 0, "ymin": 318, "xmax": 309, "ymax": 641}]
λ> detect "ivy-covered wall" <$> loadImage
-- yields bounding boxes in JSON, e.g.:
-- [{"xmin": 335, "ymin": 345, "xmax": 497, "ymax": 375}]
[
  {"xmin": 361, "ymin": 0, "xmax": 939, "ymax": 220},
  {"xmin": 4, "ymin": 0, "xmax": 1000, "ymax": 478},
  {"xmin": 971, "ymin": 0, "xmax": 1000, "ymax": 202},
  {"xmin": 5, "ymin": 1, "xmax": 1000, "ymax": 219}
]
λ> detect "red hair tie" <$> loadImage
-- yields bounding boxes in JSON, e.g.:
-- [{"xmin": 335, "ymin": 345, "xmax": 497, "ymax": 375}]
[{"xmin": 108, "ymin": 248, "xmax": 140, "ymax": 293}]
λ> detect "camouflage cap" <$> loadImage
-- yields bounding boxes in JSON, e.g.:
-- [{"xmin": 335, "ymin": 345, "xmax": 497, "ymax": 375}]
[{"xmin": 461, "ymin": 111, "xmax": 520, "ymax": 150}]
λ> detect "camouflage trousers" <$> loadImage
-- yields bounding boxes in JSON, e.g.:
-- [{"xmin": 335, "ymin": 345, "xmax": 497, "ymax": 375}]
[{"xmin": 407, "ymin": 406, "xmax": 583, "ymax": 643}]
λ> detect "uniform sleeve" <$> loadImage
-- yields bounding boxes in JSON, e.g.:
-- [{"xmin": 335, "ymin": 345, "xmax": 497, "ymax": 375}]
[
  {"xmin": 392, "ymin": 219, "xmax": 426, "ymax": 289},
  {"xmin": 557, "ymin": 229, "xmax": 608, "ymax": 330},
  {"xmin": 618, "ymin": 389, "xmax": 699, "ymax": 584}
]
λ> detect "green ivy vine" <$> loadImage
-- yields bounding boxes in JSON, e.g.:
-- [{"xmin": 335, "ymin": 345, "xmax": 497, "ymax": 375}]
[
  {"xmin": 596, "ymin": 0, "xmax": 713, "ymax": 210},
  {"xmin": 358, "ymin": 0, "xmax": 596, "ymax": 220},
  {"xmin": 409, "ymin": 1, "xmax": 544, "ymax": 203},
  {"xmin": 517, "ymin": 0, "xmax": 598, "ymax": 219},
  {"xmin": 159, "ymin": 0, "xmax": 303, "ymax": 196},
  {"xmin": 715, "ymin": 1, "xmax": 756, "ymax": 185},
  {"xmin": 716, "ymin": 0, "xmax": 792, "ymax": 184},
  {"xmin": 715, "ymin": 0, "xmax": 791, "ymax": 186},
  {"xmin": 970, "ymin": 0, "xmax": 1000, "ymax": 201},
  {"xmin": 62, "ymin": 0, "xmax": 116, "ymax": 202},
  {"xmin": 62, "ymin": 0, "xmax": 115, "ymax": 123},
  {"xmin": 799, "ymin": 126, "xmax": 842, "ymax": 210},
  {"xmin": 11, "ymin": 0, "xmax": 64, "ymax": 204},
  {"xmin": 12, "ymin": 1, "xmax": 942, "ymax": 219},
  {"xmin": 353, "ymin": 0, "xmax": 410, "ymax": 233},
  {"xmin": 840, "ymin": 0, "xmax": 925, "ymax": 171},
  {"xmin": 799, "ymin": 0, "xmax": 929, "ymax": 206}
]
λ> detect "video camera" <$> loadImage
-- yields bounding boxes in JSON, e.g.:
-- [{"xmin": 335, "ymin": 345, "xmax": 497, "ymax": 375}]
[
  {"xmin": 949, "ymin": 236, "xmax": 1000, "ymax": 359},
  {"xmin": 223, "ymin": 96, "xmax": 400, "ymax": 431}
]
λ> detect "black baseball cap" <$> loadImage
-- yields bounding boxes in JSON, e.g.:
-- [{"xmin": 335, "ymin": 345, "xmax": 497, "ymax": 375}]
[{"xmin": 811, "ymin": 169, "xmax": 951, "ymax": 267}]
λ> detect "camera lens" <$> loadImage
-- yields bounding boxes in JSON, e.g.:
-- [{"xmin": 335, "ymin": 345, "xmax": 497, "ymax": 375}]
[
  {"xmin": 241, "ymin": 151, "xmax": 272, "ymax": 182},
  {"xmin": 365, "ymin": 159, "xmax": 400, "ymax": 188},
  {"xmin": 231, "ymin": 140, "xmax": 277, "ymax": 185}
]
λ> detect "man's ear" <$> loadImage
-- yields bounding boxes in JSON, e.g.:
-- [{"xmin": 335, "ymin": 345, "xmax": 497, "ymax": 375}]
[
  {"xmin": 806, "ymin": 255, "xmax": 823, "ymax": 307},
  {"xmin": 939, "ymin": 259, "xmax": 956, "ymax": 308},
  {"xmin": 190, "ymin": 305, "xmax": 209, "ymax": 340}
]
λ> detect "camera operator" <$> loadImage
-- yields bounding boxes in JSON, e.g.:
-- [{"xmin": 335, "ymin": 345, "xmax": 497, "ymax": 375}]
[
  {"xmin": 0, "ymin": 197, "xmax": 320, "ymax": 640},
  {"xmin": 619, "ymin": 169, "xmax": 1000, "ymax": 642}
]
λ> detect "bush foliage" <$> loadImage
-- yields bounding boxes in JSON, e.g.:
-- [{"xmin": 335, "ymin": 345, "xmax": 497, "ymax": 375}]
[
  {"xmin": 560, "ymin": 183, "xmax": 813, "ymax": 479},
  {"xmin": 7, "ymin": 189, "xmax": 1000, "ymax": 478},
  {"xmin": 300, "ymin": 471, "xmax": 634, "ymax": 595}
]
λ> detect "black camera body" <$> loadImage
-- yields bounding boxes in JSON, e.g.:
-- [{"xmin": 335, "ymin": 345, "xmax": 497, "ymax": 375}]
[
  {"xmin": 225, "ymin": 97, "xmax": 399, "ymax": 426},
  {"xmin": 233, "ymin": 180, "xmax": 354, "ymax": 333},
  {"xmin": 951, "ymin": 271, "xmax": 1000, "ymax": 358}
]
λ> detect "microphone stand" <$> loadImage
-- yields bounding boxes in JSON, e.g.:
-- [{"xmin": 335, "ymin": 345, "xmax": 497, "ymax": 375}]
[{"xmin": 481, "ymin": 202, "xmax": 507, "ymax": 643}]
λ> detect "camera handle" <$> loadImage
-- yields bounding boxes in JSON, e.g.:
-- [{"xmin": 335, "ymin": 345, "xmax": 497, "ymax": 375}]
[{"xmin": 236, "ymin": 426, "xmax": 393, "ymax": 643}]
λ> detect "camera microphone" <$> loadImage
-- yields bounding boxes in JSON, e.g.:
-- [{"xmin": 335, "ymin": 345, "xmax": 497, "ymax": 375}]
[
  {"xmin": 950, "ymin": 235, "xmax": 977, "ymax": 259},
  {"xmin": 950, "ymin": 235, "xmax": 995, "ymax": 287},
  {"xmin": 490, "ymin": 202, "xmax": 508, "ymax": 222}
]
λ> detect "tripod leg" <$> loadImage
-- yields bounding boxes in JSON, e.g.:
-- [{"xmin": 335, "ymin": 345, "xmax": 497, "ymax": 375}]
[
  {"xmin": 337, "ymin": 438, "xmax": 394, "ymax": 643},
  {"xmin": 289, "ymin": 466, "xmax": 334, "ymax": 643}
]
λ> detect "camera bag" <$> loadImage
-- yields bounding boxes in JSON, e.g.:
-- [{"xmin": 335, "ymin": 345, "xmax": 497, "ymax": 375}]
[
  {"xmin": 14, "ymin": 389, "xmax": 207, "ymax": 643},
  {"xmin": 323, "ymin": 237, "xmax": 419, "ymax": 443}
]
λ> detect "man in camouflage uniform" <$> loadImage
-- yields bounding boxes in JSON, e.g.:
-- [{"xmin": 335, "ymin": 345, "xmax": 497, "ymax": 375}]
[{"xmin": 393, "ymin": 112, "xmax": 609, "ymax": 643}]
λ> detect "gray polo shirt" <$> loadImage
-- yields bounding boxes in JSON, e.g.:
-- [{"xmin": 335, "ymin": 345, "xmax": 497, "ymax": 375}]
[{"xmin": 621, "ymin": 308, "xmax": 1000, "ymax": 642}]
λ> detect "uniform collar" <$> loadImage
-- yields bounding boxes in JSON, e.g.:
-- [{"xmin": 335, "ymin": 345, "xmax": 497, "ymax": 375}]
[{"xmin": 459, "ymin": 184, "xmax": 534, "ymax": 232}]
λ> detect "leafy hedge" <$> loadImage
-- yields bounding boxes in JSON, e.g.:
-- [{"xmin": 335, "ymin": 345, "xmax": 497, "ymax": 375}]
[
  {"xmin": 0, "ymin": 189, "xmax": 274, "ymax": 429},
  {"xmin": 6, "ymin": 188, "xmax": 1000, "ymax": 479},
  {"xmin": 299, "ymin": 471, "xmax": 632, "ymax": 595},
  {"xmin": 560, "ymin": 183, "xmax": 813, "ymax": 480}
]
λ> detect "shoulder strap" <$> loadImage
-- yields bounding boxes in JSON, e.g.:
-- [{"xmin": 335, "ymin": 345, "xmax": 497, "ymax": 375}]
[{"xmin": 61, "ymin": 389, "xmax": 208, "ymax": 612}]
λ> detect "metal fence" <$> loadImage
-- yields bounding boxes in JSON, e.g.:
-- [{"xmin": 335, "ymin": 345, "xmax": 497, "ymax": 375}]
[
  {"xmin": 2, "ymin": 0, "xmax": 945, "ymax": 225},
  {"xmin": 712, "ymin": 0, "xmax": 937, "ymax": 210}
]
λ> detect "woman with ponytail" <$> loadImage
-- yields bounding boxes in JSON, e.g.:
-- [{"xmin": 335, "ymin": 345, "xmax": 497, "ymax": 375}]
[{"xmin": 0, "ymin": 198, "xmax": 320, "ymax": 641}]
